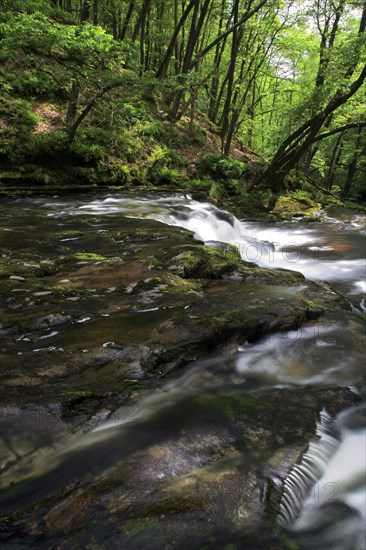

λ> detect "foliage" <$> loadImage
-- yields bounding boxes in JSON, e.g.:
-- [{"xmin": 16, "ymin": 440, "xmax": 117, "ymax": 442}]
[
  {"xmin": 0, "ymin": 10, "xmax": 134, "ymax": 145},
  {"xmin": 209, "ymin": 181, "xmax": 227, "ymax": 201},
  {"xmin": 198, "ymin": 154, "xmax": 246, "ymax": 181},
  {"xmin": 0, "ymin": 98, "xmax": 40, "ymax": 162},
  {"xmin": 0, "ymin": 0, "xmax": 365, "ymax": 201},
  {"xmin": 197, "ymin": 154, "xmax": 247, "ymax": 195}
]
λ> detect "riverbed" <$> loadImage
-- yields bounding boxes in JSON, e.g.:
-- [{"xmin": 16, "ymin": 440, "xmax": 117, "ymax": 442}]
[{"xmin": 0, "ymin": 193, "xmax": 365, "ymax": 549}]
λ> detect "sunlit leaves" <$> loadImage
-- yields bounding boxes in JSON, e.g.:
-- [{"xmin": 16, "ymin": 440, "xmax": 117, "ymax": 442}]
[{"xmin": 1, "ymin": 12, "xmax": 130, "ymax": 68}]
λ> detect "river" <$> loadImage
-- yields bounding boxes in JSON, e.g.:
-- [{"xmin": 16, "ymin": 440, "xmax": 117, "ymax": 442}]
[{"xmin": 0, "ymin": 193, "xmax": 365, "ymax": 549}]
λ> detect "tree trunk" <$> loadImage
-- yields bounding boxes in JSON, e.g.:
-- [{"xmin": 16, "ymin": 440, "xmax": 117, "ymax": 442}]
[
  {"xmin": 139, "ymin": 0, "xmax": 151, "ymax": 70},
  {"xmin": 67, "ymin": 83, "xmax": 122, "ymax": 145},
  {"xmin": 66, "ymin": 80, "xmax": 80, "ymax": 133},
  {"xmin": 120, "ymin": 0, "xmax": 135, "ymax": 40},
  {"xmin": 112, "ymin": 12, "xmax": 118, "ymax": 39},
  {"xmin": 208, "ymin": 0, "xmax": 227, "ymax": 122},
  {"xmin": 93, "ymin": 0, "xmax": 99, "ymax": 25},
  {"xmin": 247, "ymin": 83, "xmax": 255, "ymax": 149},
  {"xmin": 188, "ymin": 0, "xmax": 269, "ymax": 71},
  {"xmin": 156, "ymin": 0, "xmax": 198, "ymax": 79},
  {"xmin": 221, "ymin": 0, "xmax": 240, "ymax": 155},
  {"xmin": 257, "ymin": 62, "xmax": 366, "ymax": 189},
  {"xmin": 326, "ymin": 131, "xmax": 344, "ymax": 191},
  {"xmin": 80, "ymin": 0, "xmax": 90, "ymax": 22},
  {"xmin": 341, "ymin": 127, "xmax": 364, "ymax": 198},
  {"xmin": 169, "ymin": 0, "xmax": 212, "ymax": 120}
]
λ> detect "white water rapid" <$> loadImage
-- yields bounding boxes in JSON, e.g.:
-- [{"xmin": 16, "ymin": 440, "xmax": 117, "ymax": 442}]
[{"xmin": 66, "ymin": 194, "xmax": 366, "ymax": 300}]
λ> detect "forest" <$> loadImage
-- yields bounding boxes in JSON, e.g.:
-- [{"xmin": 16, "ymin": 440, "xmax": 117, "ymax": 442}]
[
  {"xmin": 1, "ymin": 2, "xmax": 366, "ymax": 548},
  {"xmin": 0, "ymin": 0, "xmax": 365, "ymax": 205}
]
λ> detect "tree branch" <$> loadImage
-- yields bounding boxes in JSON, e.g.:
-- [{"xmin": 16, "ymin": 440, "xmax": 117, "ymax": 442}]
[
  {"xmin": 303, "ymin": 173, "xmax": 344, "ymax": 201},
  {"xmin": 156, "ymin": 0, "xmax": 198, "ymax": 79},
  {"xmin": 189, "ymin": 0, "xmax": 269, "ymax": 70},
  {"xmin": 313, "ymin": 121, "xmax": 366, "ymax": 142},
  {"xmin": 67, "ymin": 81, "xmax": 123, "ymax": 144}
]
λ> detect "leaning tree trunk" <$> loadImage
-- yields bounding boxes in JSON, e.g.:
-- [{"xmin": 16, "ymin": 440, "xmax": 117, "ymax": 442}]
[
  {"xmin": 120, "ymin": 0, "xmax": 135, "ymax": 40},
  {"xmin": 66, "ymin": 83, "xmax": 123, "ymax": 145},
  {"xmin": 256, "ymin": 62, "xmax": 366, "ymax": 189},
  {"xmin": 256, "ymin": 4, "xmax": 366, "ymax": 190},
  {"xmin": 156, "ymin": 0, "xmax": 199, "ymax": 79}
]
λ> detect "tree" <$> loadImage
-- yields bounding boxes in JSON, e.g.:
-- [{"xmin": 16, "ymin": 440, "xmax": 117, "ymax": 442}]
[
  {"xmin": 0, "ymin": 12, "xmax": 131, "ymax": 143},
  {"xmin": 2, "ymin": 0, "xmax": 366, "ymax": 200},
  {"xmin": 256, "ymin": 1, "xmax": 366, "ymax": 188}
]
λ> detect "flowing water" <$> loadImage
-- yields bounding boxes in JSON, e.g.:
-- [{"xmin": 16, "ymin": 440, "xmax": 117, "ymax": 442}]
[
  {"xmin": 0, "ymin": 193, "xmax": 365, "ymax": 548},
  {"xmin": 74, "ymin": 196, "xmax": 366, "ymax": 302}
]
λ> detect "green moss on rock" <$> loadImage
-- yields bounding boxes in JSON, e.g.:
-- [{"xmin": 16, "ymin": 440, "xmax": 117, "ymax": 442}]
[
  {"xmin": 271, "ymin": 192, "xmax": 321, "ymax": 219},
  {"xmin": 169, "ymin": 244, "xmax": 243, "ymax": 279}
]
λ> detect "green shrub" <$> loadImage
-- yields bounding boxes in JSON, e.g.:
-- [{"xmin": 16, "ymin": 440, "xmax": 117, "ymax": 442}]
[
  {"xmin": 138, "ymin": 119, "xmax": 165, "ymax": 139},
  {"xmin": 186, "ymin": 177, "xmax": 214, "ymax": 191},
  {"xmin": 0, "ymin": 98, "xmax": 40, "ymax": 162},
  {"xmin": 28, "ymin": 130, "xmax": 66, "ymax": 159},
  {"xmin": 119, "ymin": 101, "xmax": 153, "ymax": 126},
  {"xmin": 99, "ymin": 159, "xmax": 131, "ymax": 184},
  {"xmin": 197, "ymin": 153, "xmax": 246, "ymax": 182},
  {"xmin": 13, "ymin": 99, "xmax": 40, "ymax": 125},
  {"xmin": 209, "ymin": 181, "xmax": 227, "ymax": 201},
  {"xmin": 9, "ymin": 70, "xmax": 58, "ymax": 98},
  {"xmin": 70, "ymin": 140, "xmax": 105, "ymax": 164},
  {"xmin": 149, "ymin": 145, "xmax": 172, "ymax": 164},
  {"xmin": 129, "ymin": 164, "xmax": 148, "ymax": 184},
  {"xmin": 157, "ymin": 167, "xmax": 185, "ymax": 185}
]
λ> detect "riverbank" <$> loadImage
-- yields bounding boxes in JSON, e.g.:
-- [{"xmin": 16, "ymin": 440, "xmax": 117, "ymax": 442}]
[
  {"xmin": 1, "ymin": 176, "xmax": 361, "ymax": 224},
  {"xmin": 1, "ymin": 78, "xmax": 361, "ymax": 222}
]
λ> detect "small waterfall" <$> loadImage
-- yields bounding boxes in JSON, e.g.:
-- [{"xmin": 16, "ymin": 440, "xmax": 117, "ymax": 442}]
[
  {"xmin": 278, "ymin": 409, "xmax": 340, "ymax": 526},
  {"xmin": 66, "ymin": 194, "xmax": 366, "ymax": 291},
  {"xmin": 279, "ymin": 404, "xmax": 366, "ymax": 549}
]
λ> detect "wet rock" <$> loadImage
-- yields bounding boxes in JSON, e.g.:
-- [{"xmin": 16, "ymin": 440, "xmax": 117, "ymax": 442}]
[
  {"xmin": 270, "ymin": 194, "xmax": 321, "ymax": 220},
  {"xmin": 22, "ymin": 263, "xmax": 40, "ymax": 269},
  {"xmin": 30, "ymin": 314, "xmax": 73, "ymax": 331},
  {"xmin": 9, "ymin": 275, "xmax": 25, "ymax": 281},
  {"xmin": 168, "ymin": 244, "xmax": 243, "ymax": 279},
  {"xmin": 0, "ymin": 386, "xmax": 358, "ymax": 548},
  {"xmin": 0, "ymin": 198, "xmax": 364, "ymax": 549},
  {"xmin": 0, "ymin": 326, "xmax": 19, "ymax": 340},
  {"xmin": 66, "ymin": 345, "xmax": 148, "ymax": 382}
]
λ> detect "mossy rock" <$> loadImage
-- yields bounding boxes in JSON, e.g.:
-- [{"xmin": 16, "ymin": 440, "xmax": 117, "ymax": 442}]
[
  {"xmin": 168, "ymin": 244, "xmax": 243, "ymax": 279},
  {"xmin": 271, "ymin": 193, "xmax": 321, "ymax": 219}
]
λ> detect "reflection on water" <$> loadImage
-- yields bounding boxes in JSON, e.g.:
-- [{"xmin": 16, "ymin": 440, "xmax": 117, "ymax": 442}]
[{"xmin": 236, "ymin": 322, "xmax": 365, "ymax": 386}]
